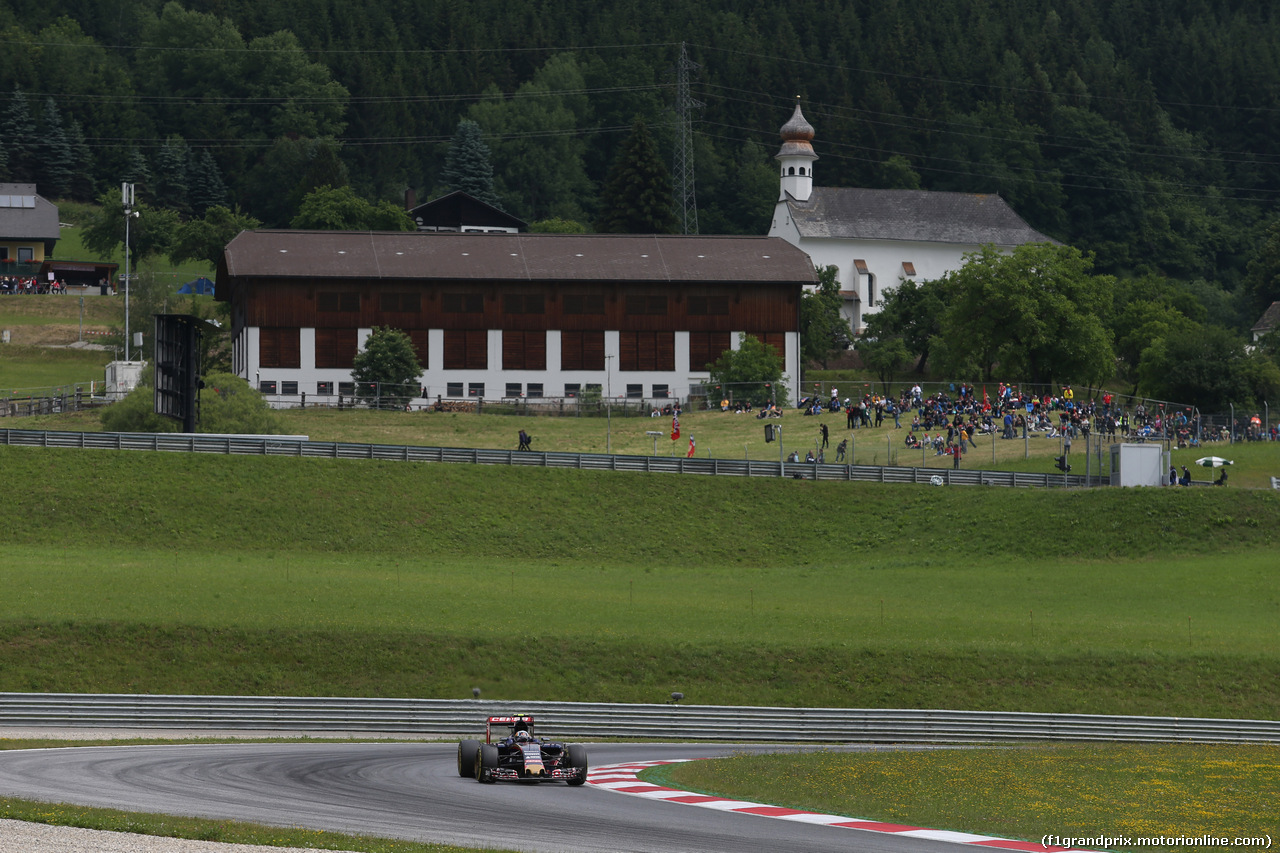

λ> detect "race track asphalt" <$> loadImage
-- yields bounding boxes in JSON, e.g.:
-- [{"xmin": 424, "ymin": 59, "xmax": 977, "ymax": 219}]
[{"xmin": 0, "ymin": 741, "xmax": 976, "ymax": 853}]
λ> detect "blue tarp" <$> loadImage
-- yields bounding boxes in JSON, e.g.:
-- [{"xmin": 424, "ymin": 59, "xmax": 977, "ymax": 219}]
[{"xmin": 177, "ymin": 277, "xmax": 215, "ymax": 296}]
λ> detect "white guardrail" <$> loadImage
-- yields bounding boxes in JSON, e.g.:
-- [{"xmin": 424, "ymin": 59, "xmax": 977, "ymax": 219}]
[
  {"xmin": 0, "ymin": 428, "xmax": 1108, "ymax": 488},
  {"xmin": 1, "ymin": 695, "xmax": 1276, "ymax": 744}
]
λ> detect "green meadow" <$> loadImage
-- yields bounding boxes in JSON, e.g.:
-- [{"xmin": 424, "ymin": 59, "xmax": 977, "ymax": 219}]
[
  {"xmin": 646, "ymin": 744, "xmax": 1280, "ymax": 853},
  {"xmin": 1, "ymin": 444, "xmax": 1278, "ymax": 718}
]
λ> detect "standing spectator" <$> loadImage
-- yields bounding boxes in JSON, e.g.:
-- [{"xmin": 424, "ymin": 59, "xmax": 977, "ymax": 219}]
[
  {"xmin": 835, "ymin": 438, "xmax": 847, "ymax": 462},
  {"xmin": 820, "ymin": 422, "xmax": 829, "ymax": 449}
]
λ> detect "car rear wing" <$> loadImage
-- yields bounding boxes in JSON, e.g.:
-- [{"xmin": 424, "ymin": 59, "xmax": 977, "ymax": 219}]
[{"xmin": 485, "ymin": 714, "xmax": 535, "ymax": 743}]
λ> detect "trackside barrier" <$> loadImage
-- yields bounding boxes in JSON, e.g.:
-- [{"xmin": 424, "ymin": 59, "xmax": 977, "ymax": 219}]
[
  {"xmin": 0, "ymin": 694, "xmax": 1275, "ymax": 744},
  {"xmin": 0, "ymin": 429, "xmax": 1109, "ymax": 488}
]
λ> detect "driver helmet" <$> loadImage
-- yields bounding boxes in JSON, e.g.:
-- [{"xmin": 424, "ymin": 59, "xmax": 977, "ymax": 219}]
[{"xmin": 516, "ymin": 730, "xmax": 531, "ymax": 741}]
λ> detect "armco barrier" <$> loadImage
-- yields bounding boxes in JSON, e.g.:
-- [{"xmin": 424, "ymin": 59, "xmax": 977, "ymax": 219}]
[
  {"xmin": 0, "ymin": 428, "xmax": 1109, "ymax": 488},
  {"xmin": 0, "ymin": 694, "xmax": 1276, "ymax": 744}
]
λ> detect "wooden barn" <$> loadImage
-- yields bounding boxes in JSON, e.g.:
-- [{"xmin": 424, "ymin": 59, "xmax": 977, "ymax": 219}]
[{"xmin": 215, "ymin": 230, "xmax": 814, "ymax": 405}]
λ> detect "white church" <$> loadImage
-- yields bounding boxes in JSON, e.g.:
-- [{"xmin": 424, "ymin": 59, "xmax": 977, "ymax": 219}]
[{"xmin": 767, "ymin": 103, "xmax": 1057, "ymax": 333}]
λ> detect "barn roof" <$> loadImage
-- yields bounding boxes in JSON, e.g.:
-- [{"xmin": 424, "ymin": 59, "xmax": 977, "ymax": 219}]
[
  {"xmin": 784, "ymin": 187, "xmax": 1056, "ymax": 246},
  {"xmin": 218, "ymin": 231, "xmax": 817, "ymax": 291}
]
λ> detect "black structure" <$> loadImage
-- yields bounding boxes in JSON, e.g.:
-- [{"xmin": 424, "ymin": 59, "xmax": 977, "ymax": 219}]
[{"xmin": 154, "ymin": 314, "xmax": 204, "ymax": 432}]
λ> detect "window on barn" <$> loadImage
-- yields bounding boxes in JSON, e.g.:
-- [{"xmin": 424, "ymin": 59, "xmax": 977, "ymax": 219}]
[
  {"xmin": 688, "ymin": 331, "xmax": 731, "ymax": 372},
  {"xmin": 502, "ymin": 330, "xmax": 546, "ymax": 370},
  {"xmin": 560, "ymin": 330, "xmax": 605, "ymax": 370},
  {"xmin": 315, "ymin": 328, "xmax": 358, "ymax": 368},
  {"xmin": 619, "ymin": 331, "xmax": 675, "ymax": 371},
  {"xmin": 563, "ymin": 294, "xmax": 605, "ymax": 315},
  {"xmin": 380, "ymin": 292, "xmax": 421, "ymax": 313},
  {"xmin": 502, "ymin": 293, "xmax": 545, "ymax": 314},
  {"xmin": 444, "ymin": 330, "xmax": 487, "ymax": 369},
  {"xmin": 625, "ymin": 294, "xmax": 668, "ymax": 316},
  {"xmin": 317, "ymin": 292, "xmax": 360, "ymax": 313},
  {"xmin": 443, "ymin": 293, "xmax": 484, "ymax": 314},
  {"xmin": 259, "ymin": 328, "xmax": 301, "ymax": 369}
]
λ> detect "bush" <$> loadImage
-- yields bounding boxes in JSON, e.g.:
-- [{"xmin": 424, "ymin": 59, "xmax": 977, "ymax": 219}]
[
  {"xmin": 99, "ymin": 385, "xmax": 181, "ymax": 433},
  {"xmin": 199, "ymin": 373, "xmax": 282, "ymax": 435},
  {"xmin": 99, "ymin": 372, "xmax": 281, "ymax": 434}
]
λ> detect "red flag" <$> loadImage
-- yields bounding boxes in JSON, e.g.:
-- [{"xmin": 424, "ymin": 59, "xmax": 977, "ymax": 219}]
[
  {"xmin": 671, "ymin": 413, "xmax": 680, "ymax": 441},
  {"xmin": 687, "ymin": 436, "xmax": 696, "ymax": 458}
]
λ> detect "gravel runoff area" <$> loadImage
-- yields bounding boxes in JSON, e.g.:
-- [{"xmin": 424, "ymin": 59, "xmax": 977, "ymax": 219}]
[
  {"xmin": 0, "ymin": 727, "xmax": 431, "ymax": 853},
  {"xmin": 0, "ymin": 820, "xmax": 360, "ymax": 853}
]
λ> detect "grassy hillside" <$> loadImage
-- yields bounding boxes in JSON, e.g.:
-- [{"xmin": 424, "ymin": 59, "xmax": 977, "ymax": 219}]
[{"xmin": 1, "ymin": 445, "xmax": 1277, "ymax": 718}]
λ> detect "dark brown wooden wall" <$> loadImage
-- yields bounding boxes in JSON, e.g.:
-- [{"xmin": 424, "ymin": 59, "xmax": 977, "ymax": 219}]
[{"xmin": 235, "ymin": 278, "xmax": 799, "ymax": 335}]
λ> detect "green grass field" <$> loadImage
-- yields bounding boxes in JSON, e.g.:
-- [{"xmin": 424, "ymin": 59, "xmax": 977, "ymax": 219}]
[
  {"xmin": 645, "ymin": 744, "xmax": 1280, "ymax": 853},
  {"xmin": 1, "ymin": 444, "xmax": 1278, "ymax": 718}
]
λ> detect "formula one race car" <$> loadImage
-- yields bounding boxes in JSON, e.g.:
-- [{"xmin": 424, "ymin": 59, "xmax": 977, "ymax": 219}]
[{"xmin": 457, "ymin": 714, "xmax": 588, "ymax": 785}]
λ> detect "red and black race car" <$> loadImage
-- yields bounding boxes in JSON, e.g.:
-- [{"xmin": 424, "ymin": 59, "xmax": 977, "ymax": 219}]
[{"xmin": 457, "ymin": 714, "xmax": 588, "ymax": 785}]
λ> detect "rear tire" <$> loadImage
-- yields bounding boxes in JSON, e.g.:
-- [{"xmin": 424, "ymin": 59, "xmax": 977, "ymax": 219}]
[
  {"xmin": 457, "ymin": 740, "xmax": 480, "ymax": 778},
  {"xmin": 476, "ymin": 744, "xmax": 498, "ymax": 784},
  {"xmin": 565, "ymin": 743, "xmax": 588, "ymax": 786}
]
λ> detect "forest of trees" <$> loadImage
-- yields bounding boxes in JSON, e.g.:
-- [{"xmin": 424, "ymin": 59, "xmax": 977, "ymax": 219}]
[{"xmin": 3, "ymin": 0, "xmax": 1280, "ymax": 402}]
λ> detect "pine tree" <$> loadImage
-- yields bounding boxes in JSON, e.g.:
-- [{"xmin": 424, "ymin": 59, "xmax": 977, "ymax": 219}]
[
  {"xmin": 65, "ymin": 118, "xmax": 96, "ymax": 201},
  {"xmin": 152, "ymin": 135, "xmax": 191, "ymax": 213},
  {"xmin": 122, "ymin": 148, "xmax": 153, "ymax": 201},
  {"xmin": 595, "ymin": 119, "xmax": 677, "ymax": 234},
  {"xmin": 440, "ymin": 119, "xmax": 503, "ymax": 209},
  {"xmin": 188, "ymin": 150, "xmax": 228, "ymax": 215},
  {"xmin": 40, "ymin": 98, "xmax": 76, "ymax": 198},
  {"xmin": 2, "ymin": 88, "xmax": 38, "ymax": 183}
]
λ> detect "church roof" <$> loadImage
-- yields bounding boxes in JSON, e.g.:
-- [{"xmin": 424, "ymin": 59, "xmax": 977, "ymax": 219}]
[{"xmin": 783, "ymin": 187, "xmax": 1056, "ymax": 246}]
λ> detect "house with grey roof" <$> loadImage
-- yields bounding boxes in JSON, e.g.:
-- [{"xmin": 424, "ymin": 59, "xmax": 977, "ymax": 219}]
[
  {"xmin": 0, "ymin": 183, "xmax": 59, "ymax": 277},
  {"xmin": 216, "ymin": 230, "xmax": 813, "ymax": 406},
  {"xmin": 1251, "ymin": 301, "xmax": 1280, "ymax": 343},
  {"xmin": 767, "ymin": 105, "xmax": 1055, "ymax": 333}
]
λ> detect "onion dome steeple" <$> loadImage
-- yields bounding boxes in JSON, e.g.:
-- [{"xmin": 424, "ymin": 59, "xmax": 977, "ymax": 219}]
[{"xmin": 775, "ymin": 100, "xmax": 818, "ymax": 202}]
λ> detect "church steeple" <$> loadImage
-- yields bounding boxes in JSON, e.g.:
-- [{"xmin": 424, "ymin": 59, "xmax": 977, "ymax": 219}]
[{"xmin": 775, "ymin": 100, "xmax": 817, "ymax": 202}]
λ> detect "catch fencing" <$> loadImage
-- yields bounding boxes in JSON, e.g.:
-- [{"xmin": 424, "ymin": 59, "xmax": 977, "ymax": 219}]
[
  {"xmin": 0, "ymin": 428, "xmax": 1108, "ymax": 488},
  {"xmin": 0, "ymin": 693, "xmax": 1275, "ymax": 744}
]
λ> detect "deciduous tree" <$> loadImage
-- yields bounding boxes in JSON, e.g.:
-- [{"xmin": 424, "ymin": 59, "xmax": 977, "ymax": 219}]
[
  {"xmin": 169, "ymin": 205, "xmax": 263, "ymax": 269},
  {"xmin": 936, "ymin": 243, "xmax": 1115, "ymax": 386},
  {"xmin": 800, "ymin": 265, "xmax": 852, "ymax": 367},
  {"xmin": 351, "ymin": 327, "xmax": 423, "ymax": 409},
  {"xmin": 707, "ymin": 333, "xmax": 785, "ymax": 407}
]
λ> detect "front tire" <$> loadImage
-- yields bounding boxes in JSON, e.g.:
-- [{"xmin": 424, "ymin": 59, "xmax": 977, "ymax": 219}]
[
  {"xmin": 457, "ymin": 740, "xmax": 480, "ymax": 778},
  {"xmin": 565, "ymin": 743, "xmax": 588, "ymax": 786},
  {"xmin": 476, "ymin": 744, "xmax": 498, "ymax": 784}
]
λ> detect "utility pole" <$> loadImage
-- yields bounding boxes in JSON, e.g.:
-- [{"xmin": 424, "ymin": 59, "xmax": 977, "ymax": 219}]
[
  {"xmin": 672, "ymin": 42, "xmax": 702, "ymax": 235},
  {"xmin": 122, "ymin": 182, "xmax": 137, "ymax": 360}
]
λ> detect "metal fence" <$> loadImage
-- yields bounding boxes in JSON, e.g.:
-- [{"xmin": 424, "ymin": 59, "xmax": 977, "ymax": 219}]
[
  {"xmin": 0, "ymin": 428, "xmax": 1108, "ymax": 488},
  {"xmin": 0, "ymin": 389, "xmax": 108, "ymax": 418},
  {"xmin": 0, "ymin": 693, "xmax": 1275, "ymax": 744}
]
